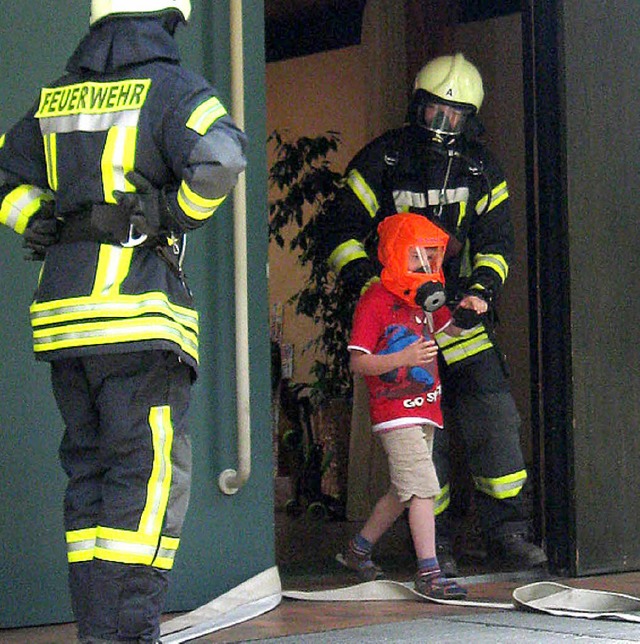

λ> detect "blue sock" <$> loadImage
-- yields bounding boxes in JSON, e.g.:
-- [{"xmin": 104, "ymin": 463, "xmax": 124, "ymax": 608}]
[
  {"xmin": 352, "ymin": 533, "xmax": 373, "ymax": 555},
  {"xmin": 417, "ymin": 556, "xmax": 440, "ymax": 577}
]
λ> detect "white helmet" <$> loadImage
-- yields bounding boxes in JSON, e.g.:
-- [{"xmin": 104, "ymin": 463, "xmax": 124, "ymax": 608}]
[
  {"xmin": 90, "ymin": 0, "xmax": 192, "ymax": 26},
  {"xmin": 410, "ymin": 53, "xmax": 484, "ymax": 141},
  {"xmin": 414, "ymin": 53, "xmax": 484, "ymax": 112}
]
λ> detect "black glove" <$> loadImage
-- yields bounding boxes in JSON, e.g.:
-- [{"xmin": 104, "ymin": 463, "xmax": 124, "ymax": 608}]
[
  {"xmin": 113, "ymin": 171, "xmax": 172, "ymax": 237},
  {"xmin": 338, "ymin": 258, "xmax": 377, "ymax": 298},
  {"xmin": 452, "ymin": 305, "xmax": 482, "ymax": 329},
  {"xmin": 23, "ymin": 201, "xmax": 59, "ymax": 261}
]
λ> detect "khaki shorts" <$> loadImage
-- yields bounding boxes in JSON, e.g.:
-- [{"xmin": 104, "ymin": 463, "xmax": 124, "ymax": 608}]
[{"xmin": 378, "ymin": 425, "xmax": 440, "ymax": 503}]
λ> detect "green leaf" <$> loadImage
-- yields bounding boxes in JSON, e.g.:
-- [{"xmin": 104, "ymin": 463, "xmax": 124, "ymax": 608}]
[{"xmin": 268, "ymin": 130, "xmax": 352, "ymax": 401}]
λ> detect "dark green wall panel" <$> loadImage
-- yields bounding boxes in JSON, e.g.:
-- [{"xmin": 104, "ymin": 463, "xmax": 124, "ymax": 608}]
[{"xmin": 0, "ymin": 0, "xmax": 88, "ymax": 628}]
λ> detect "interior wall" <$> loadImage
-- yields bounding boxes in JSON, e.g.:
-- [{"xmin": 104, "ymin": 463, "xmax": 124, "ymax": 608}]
[
  {"xmin": 266, "ymin": 0, "xmax": 407, "ymax": 385},
  {"xmin": 266, "ymin": 45, "xmax": 369, "ymax": 382}
]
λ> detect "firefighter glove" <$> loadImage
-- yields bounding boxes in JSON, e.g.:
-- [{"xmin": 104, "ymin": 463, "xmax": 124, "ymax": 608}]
[
  {"xmin": 113, "ymin": 171, "xmax": 172, "ymax": 238},
  {"xmin": 452, "ymin": 305, "xmax": 482, "ymax": 329},
  {"xmin": 339, "ymin": 258, "xmax": 377, "ymax": 298},
  {"xmin": 22, "ymin": 200, "xmax": 59, "ymax": 261}
]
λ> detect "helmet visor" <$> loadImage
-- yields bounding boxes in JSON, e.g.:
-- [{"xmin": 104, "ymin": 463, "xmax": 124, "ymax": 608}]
[{"xmin": 422, "ymin": 102, "xmax": 474, "ymax": 137}]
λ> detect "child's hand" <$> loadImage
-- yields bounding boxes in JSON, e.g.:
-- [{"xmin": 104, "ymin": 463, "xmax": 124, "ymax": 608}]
[{"xmin": 403, "ymin": 337, "xmax": 437, "ymax": 367}]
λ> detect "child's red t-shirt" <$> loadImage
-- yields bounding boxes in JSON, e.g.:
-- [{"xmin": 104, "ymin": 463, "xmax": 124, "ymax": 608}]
[{"xmin": 348, "ymin": 282, "xmax": 452, "ymax": 433}]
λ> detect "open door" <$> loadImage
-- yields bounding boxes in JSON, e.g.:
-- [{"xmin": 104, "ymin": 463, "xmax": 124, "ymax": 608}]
[{"xmin": 267, "ymin": 5, "xmax": 546, "ymax": 582}]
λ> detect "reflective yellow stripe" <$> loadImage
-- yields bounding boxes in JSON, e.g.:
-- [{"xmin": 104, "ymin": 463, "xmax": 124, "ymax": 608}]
[
  {"xmin": 487, "ymin": 180, "xmax": 509, "ymax": 211},
  {"xmin": 66, "ymin": 527, "xmax": 97, "ymax": 563},
  {"xmin": 346, "ymin": 168, "xmax": 379, "ymax": 218},
  {"xmin": 434, "ymin": 482, "xmax": 450, "ymax": 516},
  {"xmin": 0, "ymin": 133, "xmax": 5, "ymax": 148},
  {"xmin": 433, "ymin": 327, "xmax": 450, "ymax": 345},
  {"xmin": 43, "ymin": 133, "xmax": 59, "ymax": 191},
  {"xmin": 153, "ymin": 536, "xmax": 180, "ymax": 569},
  {"xmin": 140, "ymin": 406, "xmax": 174, "ymax": 536},
  {"xmin": 66, "ymin": 529, "xmax": 178, "ymax": 569},
  {"xmin": 65, "ymin": 406, "xmax": 181, "ymax": 571},
  {"xmin": 456, "ymin": 200, "xmax": 467, "ymax": 229},
  {"xmin": 437, "ymin": 326, "xmax": 493, "ymax": 365},
  {"xmin": 94, "ymin": 527, "xmax": 178, "ymax": 569},
  {"xmin": 186, "ymin": 96, "xmax": 227, "ymax": 135},
  {"xmin": 474, "ymin": 252, "xmax": 509, "ymax": 283},
  {"xmin": 31, "ymin": 255, "xmax": 199, "ymax": 360},
  {"xmin": 327, "ymin": 239, "xmax": 368, "ymax": 274},
  {"xmin": 91, "ymin": 245, "xmax": 133, "ymax": 297},
  {"xmin": 101, "ymin": 126, "xmax": 137, "ymax": 203},
  {"xmin": 476, "ymin": 180, "xmax": 509, "ymax": 214},
  {"xmin": 468, "ymin": 283, "xmax": 487, "ymax": 295},
  {"xmin": 177, "ymin": 179, "xmax": 225, "ymax": 221},
  {"xmin": 474, "ymin": 470, "xmax": 527, "ymax": 499},
  {"xmin": 360, "ymin": 276, "xmax": 380, "ymax": 295},
  {"xmin": 0, "ymin": 185, "xmax": 52, "ymax": 233},
  {"xmin": 31, "ymin": 316, "xmax": 198, "ymax": 360},
  {"xmin": 30, "ymin": 292, "xmax": 198, "ymax": 332}
]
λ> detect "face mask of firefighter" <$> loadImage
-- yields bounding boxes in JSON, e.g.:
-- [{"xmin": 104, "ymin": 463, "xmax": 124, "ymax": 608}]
[
  {"xmin": 378, "ymin": 214, "xmax": 449, "ymax": 313},
  {"xmin": 422, "ymin": 101, "xmax": 474, "ymax": 141}
]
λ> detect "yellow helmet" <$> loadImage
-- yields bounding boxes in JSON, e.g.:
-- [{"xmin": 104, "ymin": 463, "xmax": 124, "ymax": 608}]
[
  {"xmin": 90, "ymin": 0, "xmax": 192, "ymax": 26},
  {"xmin": 414, "ymin": 53, "xmax": 484, "ymax": 112}
]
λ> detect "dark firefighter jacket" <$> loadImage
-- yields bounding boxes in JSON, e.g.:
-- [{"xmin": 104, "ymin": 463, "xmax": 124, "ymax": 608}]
[
  {"xmin": 317, "ymin": 125, "xmax": 514, "ymax": 386},
  {"xmin": 0, "ymin": 18, "xmax": 247, "ymax": 371}
]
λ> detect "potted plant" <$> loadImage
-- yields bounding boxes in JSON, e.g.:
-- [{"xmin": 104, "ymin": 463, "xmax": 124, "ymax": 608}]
[
  {"xmin": 268, "ymin": 129, "xmax": 355, "ymax": 403},
  {"xmin": 268, "ymin": 130, "xmax": 354, "ymax": 518}
]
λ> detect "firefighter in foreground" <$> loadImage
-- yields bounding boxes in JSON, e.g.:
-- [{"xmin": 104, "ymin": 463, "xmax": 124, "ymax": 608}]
[
  {"xmin": 0, "ymin": 2, "xmax": 246, "ymax": 642},
  {"xmin": 317, "ymin": 53, "xmax": 546, "ymax": 576}
]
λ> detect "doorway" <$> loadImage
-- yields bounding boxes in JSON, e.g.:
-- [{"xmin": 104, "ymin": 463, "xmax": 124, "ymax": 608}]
[{"xmin": 266, "ymin": 7, "xmax": 544, "ymax": 586}]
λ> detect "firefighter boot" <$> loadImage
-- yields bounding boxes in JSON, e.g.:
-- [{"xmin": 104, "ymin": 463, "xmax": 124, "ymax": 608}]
[
  {"xmin": 486, "ymin": 522, "xmax": 547, "ymax": 570},
  {"xmin": 436, "ymin": 539, "xmax": 459, "ymax": 578}
]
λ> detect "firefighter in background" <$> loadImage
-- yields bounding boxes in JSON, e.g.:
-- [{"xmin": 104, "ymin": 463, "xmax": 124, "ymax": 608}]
[
  {"xmin": 316, "ymin": 53, "xmax": 546, "ymax": 576},
  {"xmin": 0, "ymin": 2, "xmax": 246, "ymax": 642}
]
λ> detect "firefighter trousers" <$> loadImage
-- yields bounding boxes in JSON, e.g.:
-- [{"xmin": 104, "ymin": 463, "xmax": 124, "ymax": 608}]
[
  {"xmin": 433, "ymin": 383, "xmax": 528, "ymax": 539},
  {"xmin": 50, "ymin": 350, "xmax": 193, "ymax": 643}
]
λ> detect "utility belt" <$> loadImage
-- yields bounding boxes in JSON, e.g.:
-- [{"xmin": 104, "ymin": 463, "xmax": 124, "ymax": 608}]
[{"xmin": 58, "ymin": 204, "xmax": 185, "ymax": 277}]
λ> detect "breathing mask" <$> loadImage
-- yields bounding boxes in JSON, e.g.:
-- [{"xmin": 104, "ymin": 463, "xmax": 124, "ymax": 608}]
[{"xmin": 378, "ymin": 213, "xmax": 449, "ymax": 312}]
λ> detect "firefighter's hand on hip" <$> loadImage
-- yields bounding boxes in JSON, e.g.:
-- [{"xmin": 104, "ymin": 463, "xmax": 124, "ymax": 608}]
[
  {"xmin": 113, "ymin": 171, "xmax": 163, "ymax": 237},
  {"xmin": 22, "ymin": 201, "xmax": 59, "ymax": 261}
]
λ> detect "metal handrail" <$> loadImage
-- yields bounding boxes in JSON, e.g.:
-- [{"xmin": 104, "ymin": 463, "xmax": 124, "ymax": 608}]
[{"xmin": 218, "ymin": 0, "xmax": 250, "ymax": 495}]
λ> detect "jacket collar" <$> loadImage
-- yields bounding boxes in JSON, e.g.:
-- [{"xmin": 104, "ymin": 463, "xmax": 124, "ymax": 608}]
[{"xmin": 66, "ymin": 18, "xmax": 181, "ymax": 74}]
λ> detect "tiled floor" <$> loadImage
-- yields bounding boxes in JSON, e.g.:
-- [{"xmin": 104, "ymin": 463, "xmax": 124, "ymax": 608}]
[
  {"xmin": 4, "ymin": 570, "xmax": 640, "ymax": 643},
  {"xmin": 3, "ymin": 512, "xmax": 638, "ymax": 643}
]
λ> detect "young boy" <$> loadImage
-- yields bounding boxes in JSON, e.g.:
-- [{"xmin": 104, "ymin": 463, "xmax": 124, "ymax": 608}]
[{"xmin": 338, "ymin": 212, "xmax": 467, "ymax": 599}]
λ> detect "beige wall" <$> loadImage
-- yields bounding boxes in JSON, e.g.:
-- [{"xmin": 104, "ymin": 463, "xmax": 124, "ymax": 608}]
[
  {"xmin": 266, "ymin": 45, "xmax": 369, "ymax": 381},
  {"xmin": 266, "ymin": 10, "xmax": 531, "ymax": 457},
  {"xmin": 266, "ymin": 0, "xmax": 407, "ymax": 384}
]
